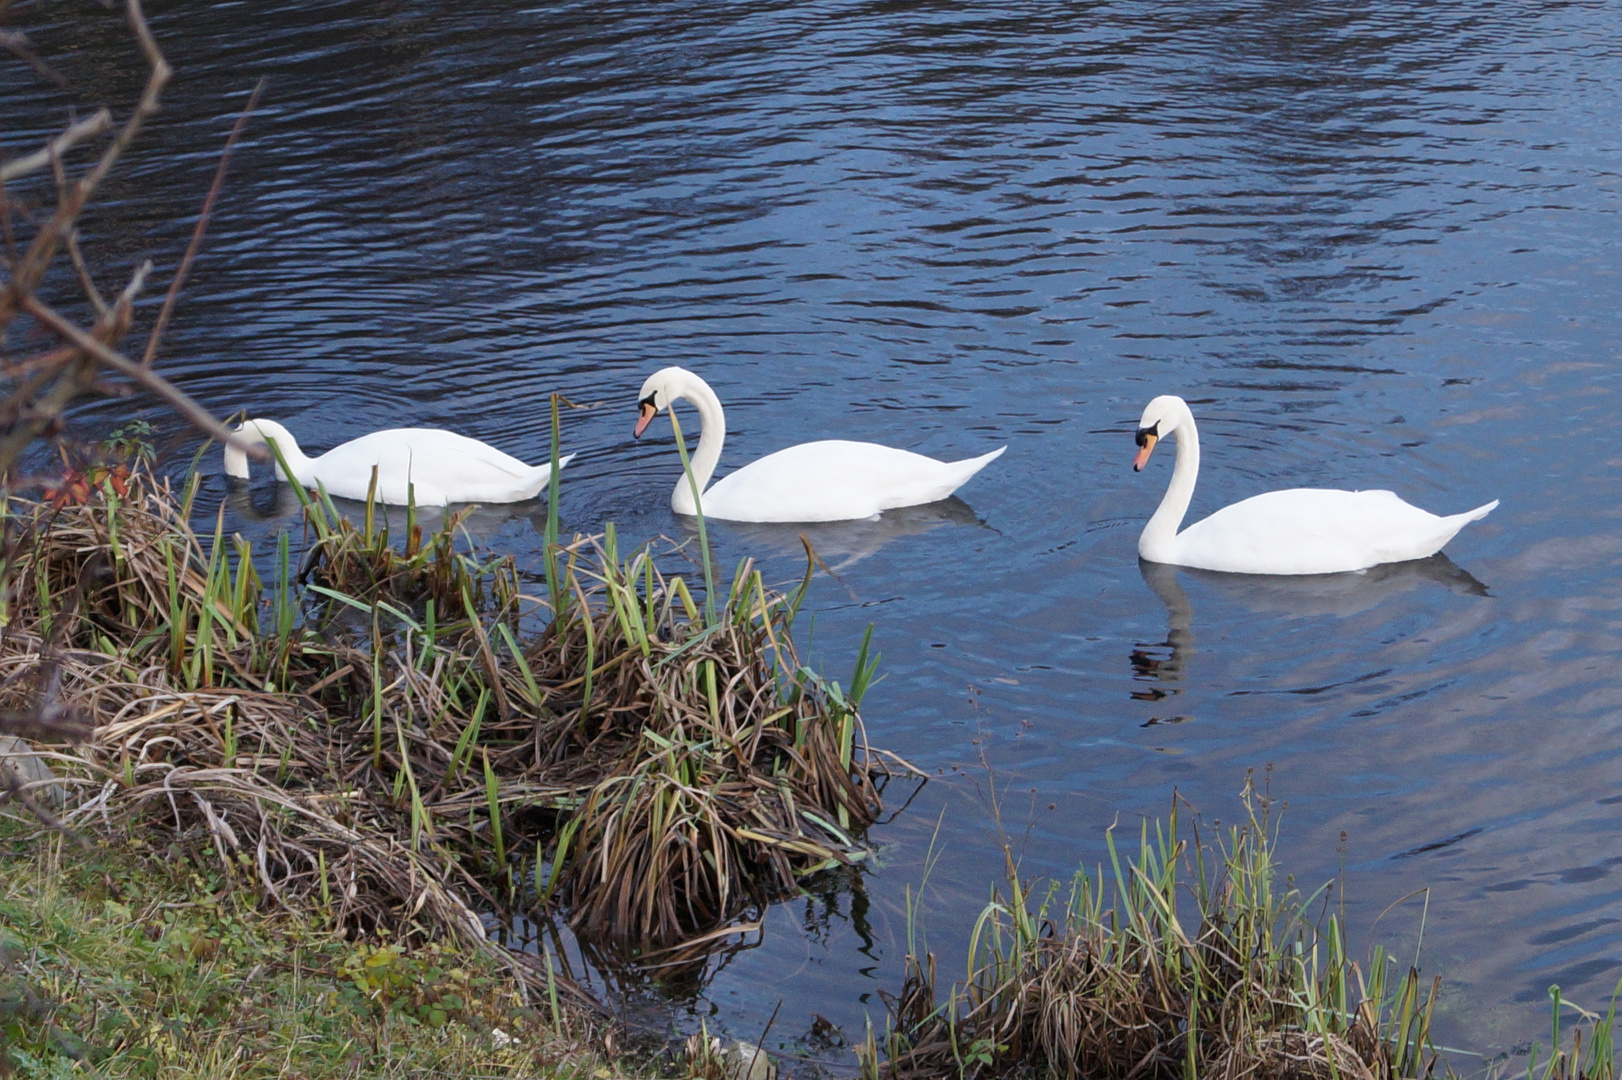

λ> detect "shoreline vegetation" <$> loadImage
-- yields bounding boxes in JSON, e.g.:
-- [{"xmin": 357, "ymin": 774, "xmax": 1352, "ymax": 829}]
[
  {"xmin": 3, "ymin": 458, "xmax": 1620, "ymax": 1078},
  {"xmin": 0, "ymin": 447, "xmax": 897, "ymax": 959},
  {"xmin": 860, "ymin": 782, "xmax": 1621, "ymax": 1080},
  {"xmin": 0, "ymin": 443, "xmax": 898, "ymax": 1071},
  {"xmin": 0, "ymin": 815, "xmax": 604, "ymax": 1078}
]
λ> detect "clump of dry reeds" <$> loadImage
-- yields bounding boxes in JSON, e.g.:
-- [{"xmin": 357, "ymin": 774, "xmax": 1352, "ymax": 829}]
[
  {"xmin": 0, "ymin": 457, "xmax": 897, "ymax": 988},
  {"xmin": 860, "ymin": 783, "xmax": 1444, "ymax": 1080}
]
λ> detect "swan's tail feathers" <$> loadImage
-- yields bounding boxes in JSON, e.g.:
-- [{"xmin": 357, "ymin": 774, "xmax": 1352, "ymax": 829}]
[
  {"xmin": 1412, "ymin": 498, "xmax": 1499, "ymax": 560},
  {"xmin": 925, "ymin": 444, "xmax": 1005, "ymax": 503},
  {"xmin": 519, "ymin": 453, "xmax": 577, "ymax": 499},
  {"xmin": 956, "ymin": 444, "xmax": 1006, "ymax": 476}
]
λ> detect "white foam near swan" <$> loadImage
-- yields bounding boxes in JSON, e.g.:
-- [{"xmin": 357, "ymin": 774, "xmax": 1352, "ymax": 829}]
[
  {"xmin": 223, "ymin": 419, "xmax": 573, "ymax": 506},
  {"xmin": 1132, "ymin": 394, "xmax": 1497, "ymax": 575},
  {"xmin": 632, "ymin": 367, "xmax": 1004, "ymax": 523}
]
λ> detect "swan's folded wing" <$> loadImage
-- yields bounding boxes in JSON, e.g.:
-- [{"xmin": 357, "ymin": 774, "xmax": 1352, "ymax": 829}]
[
  {"xmin": 1180, "ymin": 488, "xmax": 1446, "ymax": 574},
  {"xmin": 320, "ymin": 430, "xmax": 533, "ymax": 478},
  {"xmin": 308, "ymin": 429, "xmax": 542, "ymax": 504},
  {"xmin": 388, "ymin": 429, "xmax": 534, "ymax": 478},
  {"xmin": 704, "ymin": 440, "xmax": 992, "ymax": 523}
]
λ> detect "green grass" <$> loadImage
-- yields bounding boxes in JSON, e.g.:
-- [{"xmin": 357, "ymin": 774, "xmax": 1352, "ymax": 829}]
[{"xmin": 0, "ymin": 814, "xmax": 610, "ymax": 1079}]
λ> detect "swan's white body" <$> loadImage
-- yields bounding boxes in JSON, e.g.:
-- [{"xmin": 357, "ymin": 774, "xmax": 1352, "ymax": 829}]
[
  {"xmin": 223, "ymin": 419, "xmax": 573, "ymax": 506},
  {"xmin": 1133, "ymin": 395, "xmax": 1497, "ymax": 575},
  {"xmin": 633, "ymin": 367, "xmax": 1004, "ymax": 523}
]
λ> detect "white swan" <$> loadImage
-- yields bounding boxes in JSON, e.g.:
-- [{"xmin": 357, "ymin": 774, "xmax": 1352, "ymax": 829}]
[
  {"xmin": 1132, "ymin": 395, "xmax": 1497, "ymax": 575},
  {"xmin": 223, "ymin": 419, "xmax": 573, "ymax": 506},
  {"xmin": 632, "ymin": 367, "xmax": 1004, "ymax": 523}
]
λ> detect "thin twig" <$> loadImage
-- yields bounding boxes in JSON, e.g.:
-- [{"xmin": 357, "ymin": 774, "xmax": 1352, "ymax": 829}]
[
  {"xmin": 21, "ymin": 296, "xmax": 264, "ymax": 456},
  {"xmin": 0, "ymin": 110, "xmax": 113, "ymax": 184},
  {"xmin": 142, "ymin": 78, "xmax": 266, "ymax": 367},
  {"xmin": 0, "ymin": 28, "xmax": 66, "ymax": 88},
  {"xmin": 0, "ymin": 0, "xmax": 169, "ymax": 328},
  {"xmin": 66, "ymin": 232, "xmax": 109, "ymax": 318},
  {"xmin": 0, "ymin": 768, "xmax": 84, "ymax": 843}
]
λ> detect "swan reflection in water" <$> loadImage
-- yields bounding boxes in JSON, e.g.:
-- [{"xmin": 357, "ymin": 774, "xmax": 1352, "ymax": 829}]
[
  {"xmin": 1131, "ymin": 554, "xmax": 1491, "ymax": 699},
  {"xmin": 224, "ymin": 479, "xmax": 552, "ymax": 544},
  {"xmin": 226, "ymin": 479, "xmax": 986, "ymax": 572},
  {"xmin": 690, "ymin": 496, "xmax": 987, "ymax": 571}
]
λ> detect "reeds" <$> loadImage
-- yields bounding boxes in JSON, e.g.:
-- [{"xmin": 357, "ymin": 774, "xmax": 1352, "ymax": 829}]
[
  {"xmin": 861, "ymin": 781, "xmax": 1445, "ymax": 1080},
  {"xmin": 0, "ymin": 458, "xmax": 897, "ymax": 986}
]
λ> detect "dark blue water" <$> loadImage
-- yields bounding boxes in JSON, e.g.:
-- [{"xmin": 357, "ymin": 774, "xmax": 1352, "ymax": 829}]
[{"xmin": 7, "ymin": 0, "xmax": 1622, "ymax": 1066}]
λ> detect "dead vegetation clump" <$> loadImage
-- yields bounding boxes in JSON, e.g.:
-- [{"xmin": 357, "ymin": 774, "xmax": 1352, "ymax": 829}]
[
  {"xmin": 860, "ymin": 784, "xmax": 1448, "ymax": 1080},
  {"xmin": 0, "ymin": 461, "xmax": 900, "ymax": 989}
]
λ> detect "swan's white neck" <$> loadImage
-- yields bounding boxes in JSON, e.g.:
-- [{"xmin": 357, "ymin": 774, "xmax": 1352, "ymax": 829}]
[
  {"xmin": 224, "ymin": 419, "xmax": 311, "ymax": 483},
  {"xmin": 1139, "ymin": 408, "xmax": 1199, "ymax": 562},
  {"xmin": 666, "ymin": 374, "xmax": 726, "ymax": 516}
]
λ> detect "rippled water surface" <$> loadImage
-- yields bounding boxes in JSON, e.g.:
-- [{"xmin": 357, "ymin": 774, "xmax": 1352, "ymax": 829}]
[{"xmin": 8, "ymin": 0, "xmax": 1622, "ymax": 1063}]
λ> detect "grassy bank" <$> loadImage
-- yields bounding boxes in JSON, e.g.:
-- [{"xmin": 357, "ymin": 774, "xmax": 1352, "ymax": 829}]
[{"xmin": 0, "ymin": 814, "xmax": 606, "ymax": 1079}]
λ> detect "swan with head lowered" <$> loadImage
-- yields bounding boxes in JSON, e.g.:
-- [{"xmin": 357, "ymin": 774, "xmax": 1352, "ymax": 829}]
[
  {"xmin": 632, "ymin": 367, "xmax": 1004, "ymax": 523},
  {"xmin": 223, "ymin": 419, "xmax": 573, "ymax": 506},
  {"xmin": 1132, "ymin": 395, "xmax": 1497, "ymax": 575}
]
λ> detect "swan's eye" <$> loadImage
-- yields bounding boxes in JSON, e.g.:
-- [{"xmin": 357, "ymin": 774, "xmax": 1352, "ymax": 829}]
[{"xmin": 1135, "ymin": 423, "xmax": 1158, "ymax": 447}]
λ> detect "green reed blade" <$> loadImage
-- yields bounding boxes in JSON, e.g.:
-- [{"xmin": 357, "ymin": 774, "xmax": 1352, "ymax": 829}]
[
  {"xmin": 444, "ymin": 690, "xmax": 486, "ymax": 781},
  {"xmin": 849, "ymin": 624, "xmax": 879, "ymax": 708},
  {"xmin": 570, "ymin": 576, "xmax": 596, "ymax": 725},
  {"xmin": 545, "ymin": 393, "xmax": 563, "ymax": 620},
  {"xmin": 179, "ymin": 470, "xmax": 202, "ymax": 520},
  {"xmin": 496, "ymin": 622, "xmax": 542, "ymax": 707},
  {"xmin": 544, "ymin": 944, "xmax": 562, "ymax": 1036},
  {"xmin": 537, "ymin": 816, "xmax": 579, "ymax": 910},
  {"xmin": 396, "ymin": 717, "xmax": 427, "ymax": 851},
  {"xmin": 483, "ymin": 748, "xmax": 505, "ymax": 867},
  {"xmin": 370, "ymin": 626, "xmax": 384, "ymax": 769}
]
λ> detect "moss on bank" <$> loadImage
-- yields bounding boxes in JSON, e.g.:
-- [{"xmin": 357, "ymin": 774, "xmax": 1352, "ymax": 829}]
[{"xmin": 0, "ymin": 815, "xmax": 618, "ymax": 1079}]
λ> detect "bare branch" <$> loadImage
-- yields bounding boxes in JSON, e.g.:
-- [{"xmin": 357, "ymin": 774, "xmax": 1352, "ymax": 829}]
[
  {"xmin": 66, "ymin": 231, "xmax": 109, "ymax": 318},
  {"xmin": 143, "ymin": 77, "xmax": 266, "ymax": 367},
  {"xmin": 0, "ymin": 710, "xmax": 94, "ymax": 742},
  {"xmin": 0, "ymin": 0, "xmax": 170, "ymax": 328},
  {"xmin": 21, "ymin": 296, "xmax": 264, "ymax": 457},
  {"xmin": 0, "ymin": 29, "xmax": 66, "ymax": 87},
  {"xmin": 0, "ymin": 110, "xmax": 114, "ymax": 184}
]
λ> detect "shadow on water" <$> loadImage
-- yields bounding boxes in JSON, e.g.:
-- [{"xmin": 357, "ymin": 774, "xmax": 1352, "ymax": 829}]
[
  {"xmin": 490, "ymin": 863, "xmax": 878, "ymax": 1041},
  {"xmin": 684, "ymin": 496, "xmax": 989, "ymax": 573},
  {"xmin": 225, "ymin": 478, "xmax": 555, "ymax": 545},
  {"xmin": 1133, "ymin": 554, "xmax": 1491, "ymax": 696}
]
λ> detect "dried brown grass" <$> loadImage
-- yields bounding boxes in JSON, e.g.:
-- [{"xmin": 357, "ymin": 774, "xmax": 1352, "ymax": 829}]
[{"xmin": 0, "ymin": 465, "xmax": 900, "ymax": 997}]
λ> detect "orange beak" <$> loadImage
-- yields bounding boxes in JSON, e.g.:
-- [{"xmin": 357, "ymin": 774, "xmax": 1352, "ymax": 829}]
[
  {"xmin": 1132, "ymin": 433, "xmax": 1158, "ymax": 472},
  {"xmin": 633, "ymin": 402, "xmax": 657, "ymax": 438}
]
